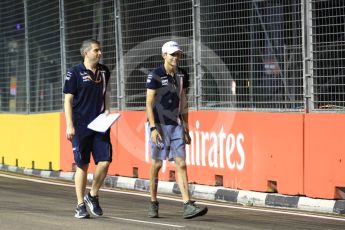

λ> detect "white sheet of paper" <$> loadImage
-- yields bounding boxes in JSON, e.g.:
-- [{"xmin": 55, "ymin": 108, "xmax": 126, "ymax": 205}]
[{"xmin": 87, "ymin": 113, "xmax": 121, "ymax": 132}]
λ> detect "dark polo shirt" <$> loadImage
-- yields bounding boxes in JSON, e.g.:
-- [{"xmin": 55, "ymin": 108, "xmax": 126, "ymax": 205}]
[
  {"xmin": 63, "ymin": 63, "xmax": 110, "ymax": 127},
  {"xmin": 146, "ymin": 64, "xmax": 189, "ymax": 126}
]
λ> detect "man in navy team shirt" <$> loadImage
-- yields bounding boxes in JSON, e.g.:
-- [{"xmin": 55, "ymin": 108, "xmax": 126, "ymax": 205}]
[
  {"xmin": 146, "ymin": 41, "xmax": 208, "ymax": 219},
  {"xmin": 63, "ymin": 39, "xmax": 112, "ymax": 219}
]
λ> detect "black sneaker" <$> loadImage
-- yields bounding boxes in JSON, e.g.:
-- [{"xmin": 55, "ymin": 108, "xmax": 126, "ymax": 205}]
[
  {"xmin": 84, "ymin": 192, "xmax": 103, "ymax": 216},
  {"xmin": 183, "ymin": 201, "xmax": 208, "ymax": 219},
  {"xmin": 148, "ymin": 201, "xmax": 159, "ymax": 218},
  {"xmin": 74, "ymin": 203, "xmax": 90, "ymax": 219}
]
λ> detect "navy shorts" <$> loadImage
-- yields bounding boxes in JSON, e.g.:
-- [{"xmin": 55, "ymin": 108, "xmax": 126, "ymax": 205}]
[
  {"xmin": 149, "ymin": 124, "xmax": 186, "ymax": 161},
  {"xmin": 71, "ymin": 126, "xmax": 112, "ymax": 167}
]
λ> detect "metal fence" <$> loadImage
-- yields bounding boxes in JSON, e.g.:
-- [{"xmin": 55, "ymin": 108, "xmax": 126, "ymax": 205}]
[
  {"xmin": 0, "ymin": 0, "xmax": 344, "ymax": 113},
  {"xmin": 311, "ymin": 0, "xmax": 345, "ymax": 111}
]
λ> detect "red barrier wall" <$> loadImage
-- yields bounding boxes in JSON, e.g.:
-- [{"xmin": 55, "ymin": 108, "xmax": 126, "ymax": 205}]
[
  {"xmin": 304, "ymin": 113, "xmax": 345, "ymax": 199},
  {"xmin": 60, "ymin": 111, "xmax": 304, "ymax": 196},
  {"xmin": 183, "ymin": 111, "xmax": 304, "ymax": 195}
]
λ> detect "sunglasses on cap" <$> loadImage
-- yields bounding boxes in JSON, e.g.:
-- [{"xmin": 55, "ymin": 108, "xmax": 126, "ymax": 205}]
[{"xmin": 169, "ymin": 52, "xmax": 182, "ymax": 57}]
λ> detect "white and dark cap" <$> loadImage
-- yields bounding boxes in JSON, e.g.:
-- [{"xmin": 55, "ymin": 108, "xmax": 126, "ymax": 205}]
[{"xmin": 161, "ymin": 41, "xmax": 182, "ymax": 54}]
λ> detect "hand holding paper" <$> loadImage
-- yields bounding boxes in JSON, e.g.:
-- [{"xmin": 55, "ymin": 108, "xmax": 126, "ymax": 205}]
[{"xmin": 87, "ymin": 112, "xmax": 120, "ymax": 132}]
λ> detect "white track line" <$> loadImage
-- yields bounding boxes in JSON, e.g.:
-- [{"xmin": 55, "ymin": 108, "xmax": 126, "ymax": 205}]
[
  {"xmin": 0, "ymin": 174, "xmax": 184, "ymax": 228},
  {"xmin": 106, "ymin": 216, "xmax": 184, "ymax": 228},
  {"xmin": 1, "ymin": 173, "xmax": 345, "ymax": 223}
]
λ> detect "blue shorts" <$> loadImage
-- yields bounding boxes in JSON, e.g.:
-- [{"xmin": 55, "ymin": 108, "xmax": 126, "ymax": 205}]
[
  {"xmin": 71, "ymin": 126, "xmax": 112, "ymax": 167},
  {"xmin": 149, "ymin": 124, "xmax": 186, "ymax": 161}
]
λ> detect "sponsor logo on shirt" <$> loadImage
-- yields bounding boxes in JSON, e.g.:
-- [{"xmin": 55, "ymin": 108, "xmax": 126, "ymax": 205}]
[
  {"xmin": 161, "ymin": 76, "xmax": 168, "ymax": 86},
  {"xmin": 80, "ymin": 71, "xmax": 91, "ymax": 82},
  {"xmin": 65, "ymin": 72, "xmax": 72, "ymax": 80},
  {"xmin": 147, "ymin": 74, "xmax": 153, "ymax": 83}
]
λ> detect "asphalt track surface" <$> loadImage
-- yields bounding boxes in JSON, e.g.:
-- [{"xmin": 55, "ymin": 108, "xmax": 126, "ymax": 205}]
[{"xmin": 1, "ymin": 172, "xmax": 345, "ymax": 230}]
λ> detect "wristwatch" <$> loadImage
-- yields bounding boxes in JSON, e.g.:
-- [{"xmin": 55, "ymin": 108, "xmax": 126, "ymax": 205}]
[{"xmin": 150, "ymin": 127, "xmax": 157, "ymax": 132}]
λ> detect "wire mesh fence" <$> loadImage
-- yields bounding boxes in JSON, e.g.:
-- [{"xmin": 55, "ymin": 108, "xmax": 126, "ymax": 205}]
[
  {"xmin": 0, "ymin": 0, "xmax": 344, "ymax": 113},
  {"xmin": 0, "ymin": 1, "xmax": 26, "ymax": 112},
  {"xmin": 119, "ymin": 0, "xmax": 193, "ymax": 109},
  {"xmin": 27, "ymin": 0, "xmax": 61, "ymax": 112},
  {"xmin": 311, "ymin": 0, "xmax": 345, "ymax": 111}
]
